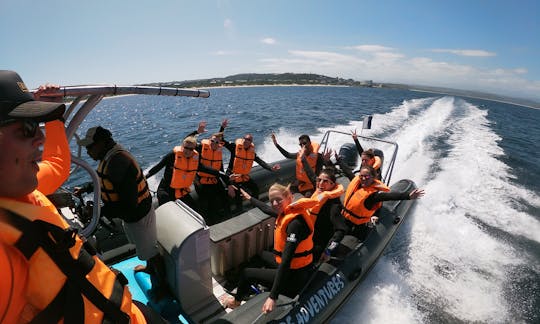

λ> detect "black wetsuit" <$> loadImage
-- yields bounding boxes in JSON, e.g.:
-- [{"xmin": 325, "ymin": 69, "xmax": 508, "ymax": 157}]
[
  {"xmin": 336, "ymin": 163, "xmax": 413, "ymax": 240},
  {"xmin": 312, "ymin": 197, "xmax": 348, "ymax": 261},
  {"xmin": 223, "ymin": 141, "xmax": 275, "ymax": 212},
  {"xmin": 145, "ymin": 151, "xmax": 228, "ymax": 214},
  {"xmin": 235, "ymin": 197, "xmax": 314, "ymax": 300}
]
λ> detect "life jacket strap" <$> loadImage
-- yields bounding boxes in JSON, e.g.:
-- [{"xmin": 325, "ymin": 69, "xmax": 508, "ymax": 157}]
[{"xmin": 3, "ymin": 211, "xmax": 131, "ymax": 324}]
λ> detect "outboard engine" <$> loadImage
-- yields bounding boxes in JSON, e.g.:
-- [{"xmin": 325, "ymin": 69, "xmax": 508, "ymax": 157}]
[{"xmin": 338, "ymin": 143, "xmax": 358, "ymax": 170}]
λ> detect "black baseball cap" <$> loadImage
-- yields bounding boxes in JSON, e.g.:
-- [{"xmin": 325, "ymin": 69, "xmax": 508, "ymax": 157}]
[
  {"xmin": 78, "ymin": 126, "xmax": 113, "ymax": 147},
  {"xmin": 0, "ymin": 70, "xmax": 65, "ymax": 122}
]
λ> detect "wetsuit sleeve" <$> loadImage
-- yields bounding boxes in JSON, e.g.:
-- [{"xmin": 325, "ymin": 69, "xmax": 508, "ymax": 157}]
[
  {"xmin": 145, "ymin": 152, "xmax": 173, "ymax": 179},
  {"xmin": 36, "ymin": 120, "xmax": 71, "ymax": 195},
  {"xmin": 353, "ymin": 137, "xmax": 364, "ymax": 156},
  {"xmin": 274, "ymin": 143, "xmax": 297, "ymax": 159},
  {"xmin": 300, "ymin": 155, "xmax": 317, "ymax": 188},
  {"xmin": 224, "ymin": 142, "xmax": 236, "ymax": 175},
  {"xmin": 254, "ymin": 155, "xmax": 274, "ymax": 172},
  {"xmin": 337, "ymin": 159, "xmax": 356, "ymax": 180},
  {"xmin": 197, "ymin": 163, "xmax": 230, "ymax": 185},
  {"xmin": 269, "ymin": 216, "xmax": 310, "ymax": 300},
  {"xmin": 364, "ymin": 190, "xmax": 410, "ymax": 210},
  {"xmin": 327, "ymin": 202, "xmax": 348, "ymax": 253},
  {"xmin": 248, "ymin": 197, "xmax": 277, "ymax": 217}
]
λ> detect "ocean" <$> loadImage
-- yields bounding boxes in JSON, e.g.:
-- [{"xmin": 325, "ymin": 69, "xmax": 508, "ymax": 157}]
[{"xmin": 72, "ymin": 86, "xmax": 540, "ymax": 323}]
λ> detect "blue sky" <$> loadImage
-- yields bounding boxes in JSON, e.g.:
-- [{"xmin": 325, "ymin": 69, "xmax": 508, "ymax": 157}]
[{"xmin": 2, "ymin": 0, "xmax": 539, "ymax": 101}]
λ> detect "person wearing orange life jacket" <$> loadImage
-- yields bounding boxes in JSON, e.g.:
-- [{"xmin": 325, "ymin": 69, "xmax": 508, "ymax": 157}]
[
  {"xmin": 75, "ymin": 125, "xmax": 169, "ymax": 303},
  {"xmin": 224, "ymin": 132, "xmax": 280, "ymax": 212},
  {"xmin": 146, "ymin": 132, "xmax": 230, "ymax": 218},
  {"xmin": 340, "ymin": 165, "xmax": 425, "ymax": 241},
  {"xmin": 271, "ymin": 133, "xmax": 326, "ymax": 197},
  {"xmin": 351, "ymin": 129, "xmax": 383, "ymax": 179},
  {"xmin": 223, "ymin": 183, "xmax": 317, "ymax": 314},
  {"xmin": 0, "ymin": 70, "xmax": 162, "ymax": 323},
  {"xmin": 309, "ymin": 168, "xmax": 349, "ymax": 262},
  {"xmin": 190, "ymin": 120, "xmax": 232, "ymax": 224}
]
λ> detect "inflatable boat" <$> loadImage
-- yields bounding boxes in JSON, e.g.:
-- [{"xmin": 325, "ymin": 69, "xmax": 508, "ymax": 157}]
[{"xmin": 48, "ymin": 85, "xmax": 418, "ymax": 323}]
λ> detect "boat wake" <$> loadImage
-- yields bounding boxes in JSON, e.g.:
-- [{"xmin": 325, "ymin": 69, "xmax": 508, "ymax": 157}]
[{"xmin": 260, "ymin": 96, "xmax": 540, "ymax": 323}]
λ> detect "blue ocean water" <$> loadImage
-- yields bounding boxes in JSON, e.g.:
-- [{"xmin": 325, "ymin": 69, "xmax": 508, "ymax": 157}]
[{"xmin": 71, "ymin": 86, "xmax": 540, "ymax": 323}]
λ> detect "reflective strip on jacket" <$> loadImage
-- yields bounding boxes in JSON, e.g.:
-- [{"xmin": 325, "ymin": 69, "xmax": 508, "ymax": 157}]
[
  {"xmin": 273, "ymin": 198, "xmax": 318, "ymax": 269},
  {"xmin": 341, "ymin": 177, "xmax": 390, "ymax": 225},
  {"xmin": 170, "ymin": 146, "xmax": 199, "ymax": 198},
  {"xmin": 295, "ymin": 142, "xmax": 320, "ymax": 192},
  {"xmin": 198, "ymin": 139, "xmax": 222, "ymax": 185}
]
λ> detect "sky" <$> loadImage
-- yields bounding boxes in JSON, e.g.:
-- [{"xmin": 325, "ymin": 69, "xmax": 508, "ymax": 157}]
[{"xmin": 1, "ymin": 0, "xmax": 539, "ymax": 102}]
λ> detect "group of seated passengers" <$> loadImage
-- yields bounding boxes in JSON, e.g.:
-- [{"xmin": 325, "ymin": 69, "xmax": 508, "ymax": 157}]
[{"xmin": 223, "ymin": 131, "xmax": 424, "ymax": 313}]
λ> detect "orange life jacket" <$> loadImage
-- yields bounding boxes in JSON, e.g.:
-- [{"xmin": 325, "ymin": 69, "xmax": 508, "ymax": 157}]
[
  {"xmin": 309, "ymin": 183, "xmax": 344, "ymax": 216},
  {"xmin": 170, "ymin": 146, "xmax": 199, "ymax": 198},
  {"xmin": 273, "ymin": 198, "xmax": 317, "ymax": 269},
  {"xmin": 230, "ymin": 138, "xmax": 255, "ymax": 183},
  {"xmin": 295, "ymin": 142, "xmax": 320, "ymax": 192},
  {"xmin": 97, "ymin": 145, "xmax": 150, "ymax": 204},
  {"xmin": 197, "ymin": 139, "xmax": 222, "ymax": 185},
  {"xmin": 341, "ymin": 178, "xmax": 390, "ymax": 225},
  {"xmin": 0, "ymin": 196, "xmax": 145, "ymax": 324}
]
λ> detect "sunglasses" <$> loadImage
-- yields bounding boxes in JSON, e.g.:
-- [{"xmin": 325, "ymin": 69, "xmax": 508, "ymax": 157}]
[
  {"xmin": 184, "ymin": 146, "xmax": 196, "ymax": 151},
  {"xmin": 0, "ymin": 119, "xmax": 39, "ymax": 138},
  {"xmin": 210, "ymin": 139, "xmax": 220, "ymax": 144},
  {"xmin": 359, "ymin": 174, "xmax": 372, "ymax": 179}
]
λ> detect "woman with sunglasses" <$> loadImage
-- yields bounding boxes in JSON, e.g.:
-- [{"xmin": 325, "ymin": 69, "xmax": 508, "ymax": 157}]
[
  {"xmin": 341, "ymin": 165, "xmax": 425, "ymax": 240},
  {"xmin": 309, "ymin": 168, "xmax": 348, "ymax": 261}
]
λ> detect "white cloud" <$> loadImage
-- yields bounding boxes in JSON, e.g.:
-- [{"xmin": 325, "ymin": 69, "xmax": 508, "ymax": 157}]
[
  {"xmin": 214, "ymin": 50, "xmax": 236, "ymax": 56},
  {"xmin": 224, "ymin": 18, "xmax": 233, "ymax": 29},
  {"xmin": 254, "ymin": 47, "xmax": 540, "ymax": 101},
  {"xmin": 431, "ymin": 49, "xmax": 496, "ymax": 57},
  {"xmin": 352, "ymin": 45, "xmax": 394, "ymax": 52},
  {"xmin": 261, "ymin": 37, "xmax": 277, "ymax": 45}
]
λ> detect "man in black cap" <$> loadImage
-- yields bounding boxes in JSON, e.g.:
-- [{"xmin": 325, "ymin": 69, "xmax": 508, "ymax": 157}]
[
  {"xmin": 0, "ymin": 70, "xmax": 155, "ymax": 323},
  {"xmin": 75, "ymin": 125, "xmax": 168, "ymax": 299}
]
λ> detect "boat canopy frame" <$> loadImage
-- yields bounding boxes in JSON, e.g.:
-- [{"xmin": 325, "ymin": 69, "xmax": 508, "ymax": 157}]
[
  {"xmin": 34, "ymin": 85, "xmax": 210, "ymax": 237},
  {"xmin": 319, "ymin": 129, "xmax": 399, "ymax": 185}
]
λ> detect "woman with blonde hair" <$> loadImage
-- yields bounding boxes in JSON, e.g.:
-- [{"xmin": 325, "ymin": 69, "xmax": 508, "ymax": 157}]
[{"xmin": 224, "ymin": 183, "xmax": 317, "ymax": 313}]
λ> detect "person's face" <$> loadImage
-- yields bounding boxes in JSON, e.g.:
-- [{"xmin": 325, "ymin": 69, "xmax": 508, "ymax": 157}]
[
  {"xmin": 243, "ymin": 135, "xmax": 253, "ymax": 148},
  {"xmin": 316, "ymin": 173, "xmax": 335, "ymax": 192},
  {"xmin": 358, "ymin": 169, "xmax": 374, "ymax": 187},
  {"xmin": 269, "ymin": 189, "xmax": 292, "ymax": 215},
  {"xmin": 210, "ymin": 136, "xmax": 219, "ymax": 150},
  {"xmin": 183, "ymin": 142, "xmax": 196, "ymax": 157},
  {"xmin": 85, "ymin": 141, "xmax": 103, "ymax": 161},
  {"xmin": 0, "ymin": 119, "xmax": 44, "ymax": 197},
  {"xmin": 299, "ymin": 139, "xmax": 312, "ymax": 153},
  {"xmin": 361, "ymin": 154, "xmax": 373, "ymax": 166}
]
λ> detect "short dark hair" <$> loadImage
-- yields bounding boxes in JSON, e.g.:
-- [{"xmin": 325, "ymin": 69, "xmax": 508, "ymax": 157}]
[
  {"xmin": 319, "ymin": 167, "xmax": 337, "ymax": 183},
  {"xmin": 298, "ymin": 134, "xmax": 311, "ymax": 143}
]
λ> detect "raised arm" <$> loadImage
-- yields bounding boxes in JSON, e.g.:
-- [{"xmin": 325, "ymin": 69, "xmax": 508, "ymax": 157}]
[{"xmin": 271, "ymin": 132, "xmax": 297, "ymax": 159}]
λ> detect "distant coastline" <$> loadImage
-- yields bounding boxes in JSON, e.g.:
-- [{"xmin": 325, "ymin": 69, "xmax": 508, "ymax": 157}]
[{"xmin": 142, "ymin": 72, "xmax": 540, "ymax": 110}]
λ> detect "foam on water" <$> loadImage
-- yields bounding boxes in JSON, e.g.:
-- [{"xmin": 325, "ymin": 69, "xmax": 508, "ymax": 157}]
[{"xmin": 322, "ymin": 97, "xmax": 539, "ymax": 323}]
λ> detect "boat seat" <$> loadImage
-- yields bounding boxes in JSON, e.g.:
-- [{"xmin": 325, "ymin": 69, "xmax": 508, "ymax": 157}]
[{"xmin": 209, "ymin": 208, "xmax": 275, "ymax": 277}]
